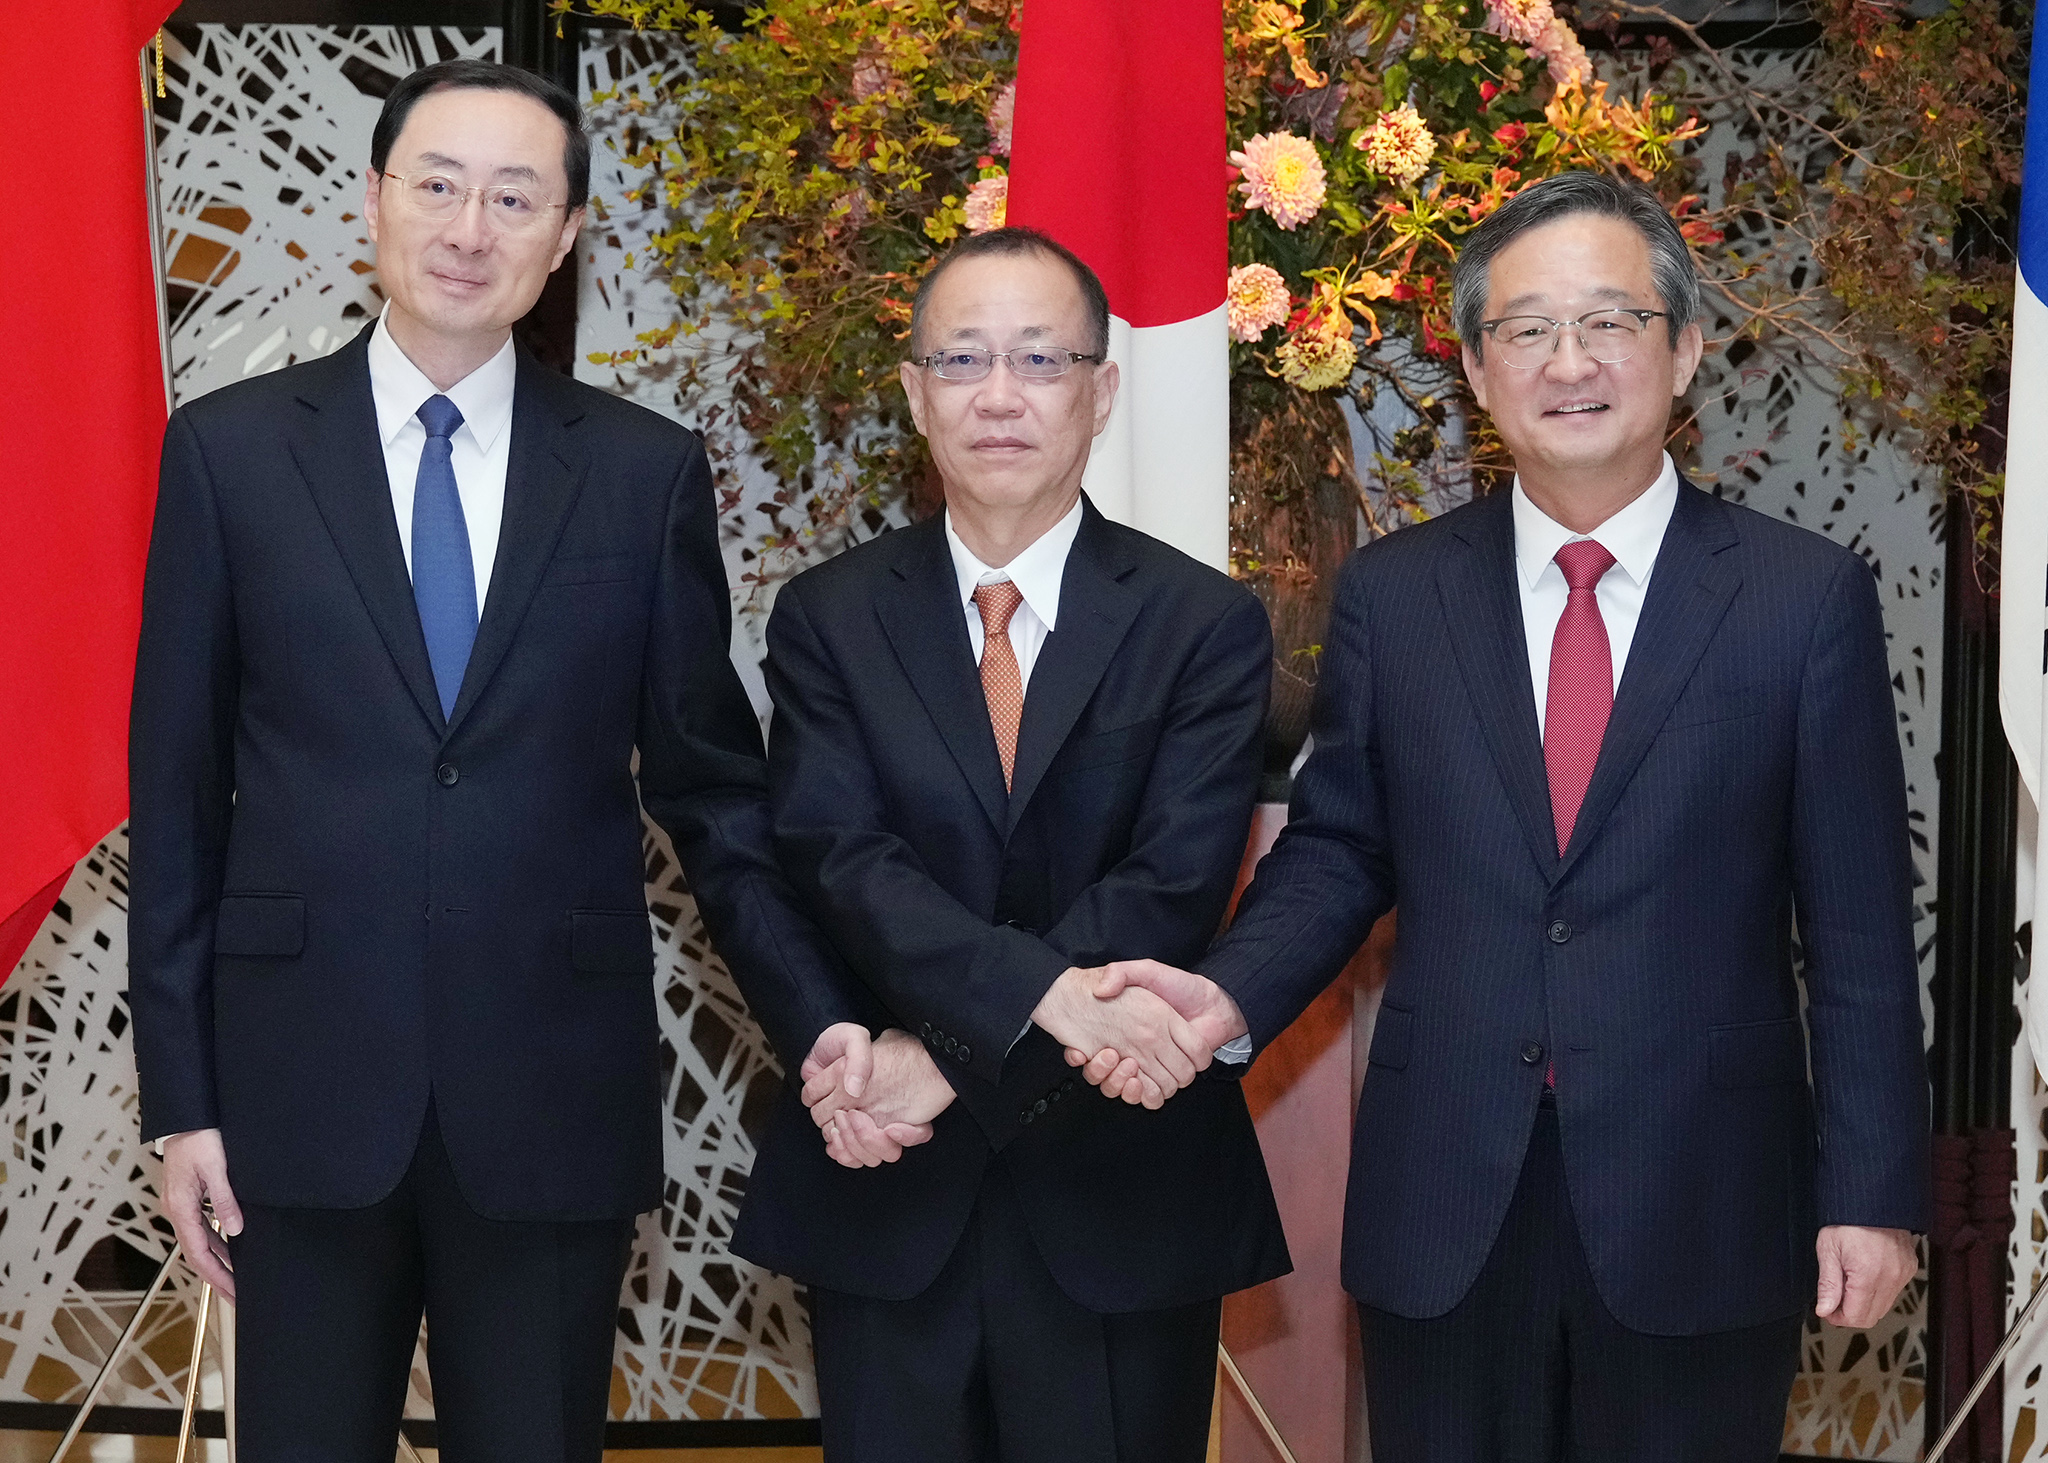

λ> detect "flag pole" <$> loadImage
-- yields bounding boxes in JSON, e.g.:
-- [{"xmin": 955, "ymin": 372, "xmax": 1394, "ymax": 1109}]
[
  {"xmin": 141, "ymin": 42, "xmax": 174, "ymax": 413},
  {"xmin": 1924, "ymin": 1271, "xmax": 2048, "ymax": 1462},
  {"xmin": 44, "ymin": 1243, "xmax": 184, "ymax": 1463}
]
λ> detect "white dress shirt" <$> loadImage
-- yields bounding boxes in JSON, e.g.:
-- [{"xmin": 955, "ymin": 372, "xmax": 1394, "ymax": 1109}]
[
  {"xmin": 945, "ymin": 496, "xmax": 1084, "ymax": 688},
  {"xmin": 367, "ymin": 307, "xmax": 517, "ymax": 610},
  {"xmin": 1513, "ymin": 453, "xmax": 1680, "ymax": 739}
]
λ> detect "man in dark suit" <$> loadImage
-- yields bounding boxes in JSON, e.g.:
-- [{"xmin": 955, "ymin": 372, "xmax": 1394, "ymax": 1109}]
[
  {"xmin": 1080, "ymin": 172, "xmax": 1930, "ymax": 1459},
  {"xmin": 727, "ymin": 227, "xmax": 1289, "ymax": 1461},
  {"xmin": 128, "ymin": 60, "xmax": 865, "ymax": 1463}
]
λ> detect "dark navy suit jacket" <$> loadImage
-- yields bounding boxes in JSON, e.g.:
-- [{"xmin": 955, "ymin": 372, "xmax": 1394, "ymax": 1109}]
[
  {"xmin": 1203, "ymin": 481, "xmax": 1930, "ymax": 1335},
  {"xmin": 731, "ymin": 502, "xmax": 1291, "ymax": 1311},
  {"xmin": 128, "ymin": 328, "xmax": 865, "ymax": 1222}
]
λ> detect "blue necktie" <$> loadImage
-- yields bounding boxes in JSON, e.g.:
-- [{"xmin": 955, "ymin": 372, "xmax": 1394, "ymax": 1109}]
[{"xmin": 411, "ymin": 395, "xmax": 477, "ymax": 720}]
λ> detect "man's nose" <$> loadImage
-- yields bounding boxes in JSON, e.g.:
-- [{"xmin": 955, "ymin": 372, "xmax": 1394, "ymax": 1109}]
[
  {"xmin": 975, "ymin": 358, "xmax": 1026, "ymax": 410},
  {"xmin": 1543, "ymin": 324, "xmax": 1601, "ymax": 382},
  {"xmin": 443, "ymin": 192, "xmax": 494, "ymax": 251}
]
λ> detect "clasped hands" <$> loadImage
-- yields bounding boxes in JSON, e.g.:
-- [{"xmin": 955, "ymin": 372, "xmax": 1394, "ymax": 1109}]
[{"xmin": 799, "ymin": 960, "xmax": 1247, "ymax": 1169}]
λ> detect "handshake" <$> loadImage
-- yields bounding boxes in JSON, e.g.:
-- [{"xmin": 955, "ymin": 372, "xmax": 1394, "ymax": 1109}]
[{"xmin": 799, "ymin": 959, "xmax": 1251, "ymax": 1169}]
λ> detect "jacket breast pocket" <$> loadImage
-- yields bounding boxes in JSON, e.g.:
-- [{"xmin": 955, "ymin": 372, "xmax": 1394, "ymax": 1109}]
[
  {"xmin": 1709, "ymin": 1016, "xmax": 1807, "ymax": 1088},
  {"xmin": 1368, "ymin": 1003, "xmax": 1414, "ymax": 1071},
  {"xmin": 571, "ymin": 910, "xmax": 655, "ymax": 978},
  {"xmin": 1059, "ymin": 717, "xmax": 1161, "ymax": 775},
  {"xmin": 214, "ymin": 894, "xmax": 305, "ymax": 959},
  {"xmin": 1665, "ymin": 684, "xmax": 1765, "ymax": 730},
  {"xmin": 544, "ymin": 552, "xmax": 635, "ymax": 588}
]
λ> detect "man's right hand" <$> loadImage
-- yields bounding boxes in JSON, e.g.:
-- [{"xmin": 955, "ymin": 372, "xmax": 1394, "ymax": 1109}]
[
  {"xmin": 1067, "ymin": 960, "xmax": 1250, "ymax": 1104},
  {"xmin": 1032, "ymin": 965, "xmax": 1213, "ymax": 1110},
  {"xmin": 160, "ymin": 1128, "xmax": 242, "ymax": 1302}
]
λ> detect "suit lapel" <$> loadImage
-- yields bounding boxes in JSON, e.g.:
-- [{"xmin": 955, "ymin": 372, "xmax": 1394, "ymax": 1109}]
[
  {"xmin": 1438, "ymin": 491, "xmax": 1561, "ymax": 877},
  {"xmin": 445, "ymin": 354, "xmax": 588, "ymax": 734},
  {"xmin": 1005, "ymin": 503, "xmax": 1141, "ymax": 834},
  {"xmin": 287, "ymin": 331, "xmax": 446, "ymax": 737},
  {"xmin": 874, "ymin": 519, "xmax": 1010, "ymax": 836},
  {"xmin": 1556, "ymin": 481, "xmax": 1741, "ymax": 880}
]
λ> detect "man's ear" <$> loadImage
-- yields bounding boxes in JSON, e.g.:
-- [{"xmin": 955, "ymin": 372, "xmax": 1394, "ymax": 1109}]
[
  {"xmin": 1462, "ymin": 342, "xmax": 1489, "ymax": 413},
  {"xmin": 1668, "ymin": 318, "xmax": 1705, "ymax": 399},
  {"xmin": 899, "ymin": 359, "xmax": 929, "ymax": 436},
  {"xmin": 364, "ymin": 169, "xmax": 382, "ymax": 245},
  {"xmin": 1090, "ymin": 358, "xmax": 1120, "ymax": 436},
  {"xmin": 548, "ymin": 206, "xmax": 585, "ymax": 273}
]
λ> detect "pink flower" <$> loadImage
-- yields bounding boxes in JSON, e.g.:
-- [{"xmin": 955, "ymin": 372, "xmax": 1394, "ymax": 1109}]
[
  {"xmin": 1228, "ymin": 131, "xmax": 1327, "ymax": 230},
  {"xmin": 964, "ymin": 173, "xmax": 1008, "ymax": 233},
  {"xmin": 1227, "ymin": 263, "xmax": 1292, "ymax": 342},
  {"xmin": 1537, "ymin": 15, "xmax": 1592, "ymax": 84},
  {"xmin": 1356, "ymin": 104, "xmax": 1437, "ymax": 186},
  {"xmin": 986, "ymin": 81, "xmax": 1016, "ymax": 156},
  {"xmin": 1483, "ymin": 0, "xmax": 1556, "ymax": 47}
]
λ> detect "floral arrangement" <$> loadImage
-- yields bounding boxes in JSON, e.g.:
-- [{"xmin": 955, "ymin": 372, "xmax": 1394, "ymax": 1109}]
[{"xmin": 562, "ymin": 0, "xmax": 1701, "ymax": 571}]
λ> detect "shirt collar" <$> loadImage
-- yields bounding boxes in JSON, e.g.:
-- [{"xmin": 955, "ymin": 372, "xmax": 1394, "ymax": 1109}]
[
  {"xmin": 943, "ymin": 495, "xmax": 1085, "ymax": 633},
  {"xmin": 1511, "ymin": 452, "xmax": 1679, "ymax": 592},
  {"xmin": 367, "ymin": 304, "xmax": 518, "ymax": 454}
]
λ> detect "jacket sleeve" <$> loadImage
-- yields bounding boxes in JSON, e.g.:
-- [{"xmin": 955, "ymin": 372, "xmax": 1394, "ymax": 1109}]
[
  {"xmin": 1791, "ymin": 552, "xmax": 1931, "ymax": 1232},
  {"xmin": 128, "ymin": 410, "xmax": 237, "ymax": 1142},
  {"xmin": 1201, "ymin": 551, "xmax": 1397, "ymax": 1050},
  {"xmin": 634, "ymin": 437, "xmax": 885, "ymax": 1076},
  {"xmin": 762, "ymin": 580, "xmax": 1069, "ymax": 1100}
]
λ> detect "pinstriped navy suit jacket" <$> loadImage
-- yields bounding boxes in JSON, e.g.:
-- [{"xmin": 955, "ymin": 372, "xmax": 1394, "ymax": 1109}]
[{"xmin": 1202, "ymin": 480, "xmax": 1931, "ymax": 1336}]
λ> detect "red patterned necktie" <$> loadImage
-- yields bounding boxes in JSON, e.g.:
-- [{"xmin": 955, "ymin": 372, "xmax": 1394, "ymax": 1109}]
[
  {"xmin": 1544, "ymin": 540, "xmax": 1618, "ymax": 855},
  {"xmin": 973, "ymin": 579, "xmax": 1025, "ymax": 791}
]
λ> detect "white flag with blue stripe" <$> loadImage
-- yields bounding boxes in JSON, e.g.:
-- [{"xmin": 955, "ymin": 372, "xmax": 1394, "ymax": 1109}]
[{"xmin": 1998, "ymin": 12, "xmax": 2048, "ymax": 1076}]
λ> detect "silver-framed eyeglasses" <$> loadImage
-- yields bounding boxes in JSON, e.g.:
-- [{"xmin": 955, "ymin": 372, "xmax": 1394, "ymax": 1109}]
[
  {"xmin": 1479, "ymin": 308, "xmax": 1670, "ymax": 369},
  {"xmin": 377, "ymin": 169, "xmax": 570, "ymax": 234},
  {"xmin": 917, "ymin": 346, "xmax": 1103, "ymax": 382}
]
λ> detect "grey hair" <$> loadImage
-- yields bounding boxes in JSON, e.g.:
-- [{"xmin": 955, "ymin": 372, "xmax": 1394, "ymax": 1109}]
[
  {"xmin": 1451, "ymin": 171, "xmax": 1702, "ymax": 358},
  {"xmin": 909, "ymin": 226, "xmax": 1111, "ymax": 359}
]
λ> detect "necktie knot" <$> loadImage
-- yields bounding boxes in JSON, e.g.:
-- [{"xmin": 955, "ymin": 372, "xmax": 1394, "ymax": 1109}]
[
  {"xmin": 417, "ymin": 395, "xmax": 464, "ymax": 441},
  {"xmin": 1555, "ymin": 539, "xmax": 1616, "ymax": 594},
  {"xmin": 973, "ymin": 578, "xmax": 1024, "ymax": 636}
]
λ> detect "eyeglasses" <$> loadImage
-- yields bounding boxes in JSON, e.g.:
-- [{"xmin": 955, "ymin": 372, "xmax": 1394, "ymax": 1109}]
[
  {"xmin": 377, "ymin": 170, "xmax": 570, "ymax": 234},
  {"xmin": 1479, "ymin": 308, "xmax": 1670, "ymax": 369},
  {"xmin": 916, "ymin": 346, "xmax": 1102, "ymax": 382}
]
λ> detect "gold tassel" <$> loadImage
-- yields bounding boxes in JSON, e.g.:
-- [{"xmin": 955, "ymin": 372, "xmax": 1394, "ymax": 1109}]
[{"xmin": 154, "ymin": 27, "xmax": 166, "ymax": 99}]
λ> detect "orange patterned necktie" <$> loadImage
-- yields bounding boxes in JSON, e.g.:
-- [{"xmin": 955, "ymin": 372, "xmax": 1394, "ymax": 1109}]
[{"xmin": 973, "ymin": 579, "xmax": 1025, "ymax": 791}]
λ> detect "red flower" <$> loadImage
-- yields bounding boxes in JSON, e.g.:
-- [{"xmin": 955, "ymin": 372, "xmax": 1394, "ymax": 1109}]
[
  {"xmin": 1479, "ymin": 81, "xmax": 1500, "ymax": 103},
  {"xmin": 1391, "ymin": 281, "xmax": 1418, "ymax": 301},
  {"xmin": 1493, "ymin": 121, "xmax": 1528, "ymax": 147},
  {"xmin": 765, "ymin": 16, "xmax": 796, "ymax": 46}
]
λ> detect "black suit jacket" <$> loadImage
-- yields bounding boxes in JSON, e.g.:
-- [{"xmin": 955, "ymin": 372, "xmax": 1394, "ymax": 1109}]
[
  {"xmin": 731, "ymin": 502, "xmax": 1291, "ymax": 1311},
  {"xmin": 128, "ymin": 328, "xmax": 864, "ymax": 1222},
  {"xmin": 1203, "ymin": 481, "xmax": 1931, "ymax": 1335}
]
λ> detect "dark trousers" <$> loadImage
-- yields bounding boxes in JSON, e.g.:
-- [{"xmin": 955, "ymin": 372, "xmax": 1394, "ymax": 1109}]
[
  {"xmin": 811, "ymin": 1164, "xmax": 1221, "ymax": 1463},
  {"xmin": 228, "ymin": 1105, "xmax": 636, "ymax": 1463},
  {"xmin": 1360, "ymin": 1097, "xmax": 1803, "ymax": 1463}
]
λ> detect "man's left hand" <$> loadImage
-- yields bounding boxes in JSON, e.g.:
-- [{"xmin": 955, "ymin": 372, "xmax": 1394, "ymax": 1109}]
[
  {"xmin": 800, "ymin": 1026, "xmax": 953, "ymax": 1168},
  {"xmin": 1815, "ymin": 1224, "xmax": 1918, "ymax": 1328}
]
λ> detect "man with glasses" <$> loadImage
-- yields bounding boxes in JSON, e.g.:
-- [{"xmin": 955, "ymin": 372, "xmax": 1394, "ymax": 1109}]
[
  {"xmin": 730, "ymin": 226, "xmax": 1288, "ymax": 1460},
  {"xmin": 1077, "ymin": 172, "xmax": 1930, "ymax": 1458},
  {"xmin": 129, "ymin": 59, "xmax": 866, "ymax": 1462}
]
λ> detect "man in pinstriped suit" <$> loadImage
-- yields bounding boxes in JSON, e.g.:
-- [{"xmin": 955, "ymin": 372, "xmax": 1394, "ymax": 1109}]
[{"xmin": 1077, "ymin": 171, "xmax": 1930, "ymax": 1460}]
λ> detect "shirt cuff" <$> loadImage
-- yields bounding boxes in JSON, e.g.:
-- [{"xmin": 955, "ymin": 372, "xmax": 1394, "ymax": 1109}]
[{"xmin": 1215, "ymin": 1035, "xmax": 1253, "ymax": 1065}]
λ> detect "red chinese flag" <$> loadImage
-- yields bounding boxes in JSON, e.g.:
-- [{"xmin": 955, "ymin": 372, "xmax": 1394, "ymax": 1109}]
[
  {"xmin": 1007, "ymin": 0, "xmax": 1230, "ymax": 568},
  {"xmin": 0, "ymin": 3, "xmax": 178, "ymax": 978}
]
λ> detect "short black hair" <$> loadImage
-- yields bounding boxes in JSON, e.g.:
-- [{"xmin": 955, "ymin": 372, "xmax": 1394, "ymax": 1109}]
[
  {"xmin": 369, "ymin": 59, "xmax": 590, "ymax": 209},
  {"xmin": 1452, "ymin": 170, "xmax": 1702, "ymax": 357},
  {"xmin": 910, "ymin": 227, "xmax": 1112, "ymax": 359}
]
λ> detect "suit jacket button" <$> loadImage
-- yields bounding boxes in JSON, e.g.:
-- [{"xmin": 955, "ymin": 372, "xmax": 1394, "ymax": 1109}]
[
  {"xmin": 1547, "ymin": 920, "xmax": 1571, "ymax": 944},
  {"xmin": 958, "ymin": 1045, "xmax": 972, "ymax": 1064},
  {"xmin": 1021, "ymin": 1109, "xmax": 1035, "ymax": 1124},
  {"xmin": 921, "ymin": 1022, "xmax": 933, "ymax": 1041},
  {"xmin": 1522, "ymin": 1041, "xmax": 1546, "ymax": 1065},
  {"xmin": 436, "ymin": 763, "xmax": 459, "ymax": 786},
  {"xmin": 1034, "ymin": 1099, "xmax": 1048, "ymax": 1115}
]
